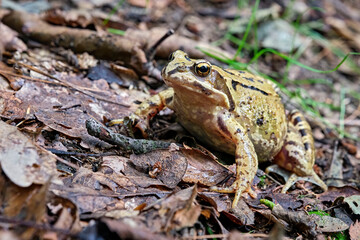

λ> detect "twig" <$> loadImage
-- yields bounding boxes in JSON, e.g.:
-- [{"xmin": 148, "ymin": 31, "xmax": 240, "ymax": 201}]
[
  {"xmin": 2, "ymin": 11, "xmax": 149, "ymax": 75},
  {"xmin": 86, "ymin": 118, "xmax": 176, "ymax": 154},
  {"xmin": 47, "ymin": 148, "xmax": 118, "ymax": 157},
  {"xmin": 146, "ymin": 29, "xmax": 174, "ymax": 61}
]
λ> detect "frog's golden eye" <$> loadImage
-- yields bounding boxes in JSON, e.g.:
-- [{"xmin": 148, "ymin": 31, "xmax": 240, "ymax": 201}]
[
  {"xmin": 168, "ymin": 52, "xmax": 175, "ymax": 61},
  {"xmin": 195, "ymin": 62, "xmax": 211, "ymax": 77}
]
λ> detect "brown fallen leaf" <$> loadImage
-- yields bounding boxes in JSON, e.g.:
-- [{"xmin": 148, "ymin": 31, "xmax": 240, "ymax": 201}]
[
  {"xmin": 0, "ymin": 120, "xmax": 56, "ymax": 187},
  {"xmin": 142, "ymin": 186, "xmax": 200, "ymax": 233},
  {"xmin": 1, "ymin": 179, "xmax": 49, "ymax": 240},
  {"xmin": 129, "ymin": 149, "xmax": 187, "ymax": 188},
  {"xmin": 319, "ymin": 186, "xmax": 360, "ymax": 202},
  {"xmin": 181, "ymin": 148, "xmax": 232, "ymax": 187},
  {"xmin": 265, "ymin": 202, "xmax": 348, "ymax": 237},
  {"xmin": 7, "ymin": 71, "xmax": 137, "ymax": 143},
  {"xmin": 349, "ymin": 220, "xmax": 360, "ymax": 240},
  {"xmin": 228, "ymin": 199, "xmax": 255, "ymax": 225},
  {"xmin": 47, "ymin": 194, "xmax": 82, "ymax": 234},
  {"xmin": 0, "ymin": 90, "xmax": 27, "ymax": 119},
  {"xmin": 100, "ymin": 218, "xmax": 171, "ymax": 240}
]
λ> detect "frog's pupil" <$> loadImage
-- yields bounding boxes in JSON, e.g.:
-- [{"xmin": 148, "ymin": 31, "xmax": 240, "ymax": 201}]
[{"xmin": 199, "ymin": 65, "xmax": 208, "ymax": 73}]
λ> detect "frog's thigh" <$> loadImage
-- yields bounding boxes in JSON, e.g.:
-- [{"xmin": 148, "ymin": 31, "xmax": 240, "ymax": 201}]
[
  {"xmin": 268, "ymin": 110, "xmax": 327, "ymax": 192},
  {"xmin": 210, "ymin": 116, "xmax": 258, "ymax": 208}
]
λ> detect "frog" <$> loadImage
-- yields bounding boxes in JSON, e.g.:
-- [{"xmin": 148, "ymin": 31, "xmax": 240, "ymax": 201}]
[{"xmin": 110, "ymin": 50, "xmax": 328, "ymax": 209}]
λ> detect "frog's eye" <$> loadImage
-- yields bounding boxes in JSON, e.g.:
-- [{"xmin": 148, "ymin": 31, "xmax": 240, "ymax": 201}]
[
  {"xmin": 168, "ymin": 52, "xmax": 175, "ymax": 61},
  {"xmin": 195, "ymin": 62, "xmax": 211, "ymax": 77}
]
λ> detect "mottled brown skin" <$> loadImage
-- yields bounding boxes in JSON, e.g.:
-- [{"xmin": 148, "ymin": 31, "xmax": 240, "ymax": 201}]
[{"xmin": 110, "ymin": 50, "xmax": 327, "ymax": 208}]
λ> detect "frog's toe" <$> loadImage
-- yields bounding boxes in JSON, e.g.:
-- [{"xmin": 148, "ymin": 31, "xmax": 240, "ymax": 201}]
[
  {"xmin": 281, "ymin": 172, "xmax": 328, "ymax": 193},
  {"xmin": 210, "ymin": 185, "xmax": 237, "ymax": 193},
  {"xmin": 107, "ymin": 118, "xmax": 125, "ymax": 126},
  {"xmin": 246, "ymin": 186, "xmax": 257, "ymax": 198}
]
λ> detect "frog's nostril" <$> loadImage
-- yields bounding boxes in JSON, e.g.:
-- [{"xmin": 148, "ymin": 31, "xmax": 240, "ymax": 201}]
[{"xmin": 177, "ymin": 65, "xmax": 186, "ymax": 72}]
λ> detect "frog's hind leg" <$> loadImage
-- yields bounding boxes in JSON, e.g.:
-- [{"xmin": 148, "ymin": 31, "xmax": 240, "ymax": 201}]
[
  {"xmin": 267, "ymin": 110, "xmax": 328, "ymax": 192},
  {"xmin": 210, "ymin": 117, "xmax": 258, "ymax": 209}
]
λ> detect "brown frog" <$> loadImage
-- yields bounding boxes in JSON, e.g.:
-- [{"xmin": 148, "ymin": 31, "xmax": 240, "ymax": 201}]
[{"xmin": 111, "ymin": 50, "xmax": 328, "ymax": 208}]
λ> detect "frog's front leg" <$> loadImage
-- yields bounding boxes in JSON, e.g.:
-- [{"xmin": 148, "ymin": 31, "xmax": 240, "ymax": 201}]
[
  {"xmin": 108, "ymin": 88, "xmax": 174, "ymax": 135},
  {"xmin": 210, "ymin": 115, "xmax": 258, "ymax": 209},
  {"xmin": 268, "ymin": 110, "xmax": 328, "ymax": 193}
]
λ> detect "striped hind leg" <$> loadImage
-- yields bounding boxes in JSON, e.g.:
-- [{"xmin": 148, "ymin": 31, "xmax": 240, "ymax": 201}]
[{"xmin": 267, "ymin": 110, "xmax": 327, "ymax": 192}]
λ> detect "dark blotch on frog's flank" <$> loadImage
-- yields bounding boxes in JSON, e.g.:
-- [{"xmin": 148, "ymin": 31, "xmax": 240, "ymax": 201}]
[
  {"xmin": 256, "ymin": 117, "xmax": 264, "ymax": 126},
  {"xmin": 304, "ymin": 142, "xmax": 310, "ymax": 150},
  {"xmin": 217, "ymin": 116, "xmax": 231, "ymax": 137},
  {"xmin": 293, "ymin": 116, "xmax": 302, "ymax": 126},
  {"xmin": 299, "ymin": 129, "xmax": 307, "ymax": 137}
]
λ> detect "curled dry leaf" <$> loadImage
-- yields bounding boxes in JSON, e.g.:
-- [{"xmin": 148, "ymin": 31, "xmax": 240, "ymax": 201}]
[
  {"xmin": 47, "ymin": 195, "xmax": 82, "ymax": 234},
  {"xmin": 319, "ymin": 186, "xmax": 360, "ymax": 202},
  {"xmin": 129, "ymin": 149, "xmax": 187, "ymax": 188},
  {"xmin": 181, "ymin": 148, "xmax": 232, "ymax": 187},
  {"xmin": 2, "ymin": 180, "xmax": 49, "ymax": 239},
  {"xmin": 143, "ymin": 186, "xmax": 201, "ymax": 232},
  {"xmin": 0, "ymin": 120, "xmax": 56, "ymax": 187},
  {"xmin": 229, "ymin": 199, "xmax": 255, "ymax": 225}
]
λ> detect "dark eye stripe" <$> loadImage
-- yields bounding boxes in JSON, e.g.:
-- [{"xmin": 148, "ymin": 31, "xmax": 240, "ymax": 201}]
[{"xmin": 166, "ymin": 68, "xmax": 179, "ymax": 76}]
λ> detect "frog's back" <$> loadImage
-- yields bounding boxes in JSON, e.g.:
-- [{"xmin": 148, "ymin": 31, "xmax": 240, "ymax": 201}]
[{"xmin": 220, "ymin": 69, "xmax": 287, "ymax": 161}]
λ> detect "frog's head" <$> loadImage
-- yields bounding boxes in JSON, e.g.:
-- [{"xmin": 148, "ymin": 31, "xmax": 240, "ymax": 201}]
[{"xmin": 161, "ymin": 50, "xmax": 230, "ymax": 107}]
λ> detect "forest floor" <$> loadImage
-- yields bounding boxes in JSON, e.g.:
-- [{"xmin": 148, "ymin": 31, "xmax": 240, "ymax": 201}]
[{"xmin": 0, "ymin": 0, "xmax": 359, "ymax": 239}]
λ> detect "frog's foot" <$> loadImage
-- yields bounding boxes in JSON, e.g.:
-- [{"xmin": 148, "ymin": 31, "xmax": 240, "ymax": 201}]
[
  {"xmin": 108, "ymin": 114, "xmax": 149, "ymax": 137},
  {"xmin": 108, "ymin": 113, "xmax": 139, "ymax": 126},
  {"xmin": 210, "ymin": 183, "xmax": 256, "ymax": 209},
  {"xmin": 266, "ymin": 165, "xmax": 328, "ymax": 193},
  {"xmin": 107, "ymin": 118, "xmax": 125, "ymax": 126}
]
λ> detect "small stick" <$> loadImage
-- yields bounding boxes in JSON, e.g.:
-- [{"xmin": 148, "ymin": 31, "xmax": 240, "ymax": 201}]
[
  {"xmin": 146, "ymin": 29, "xmax": 175, "ymax": 61},
  {"xmin": 86, "ymin": 118, "xmax": 176, "ymax": 154}
]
